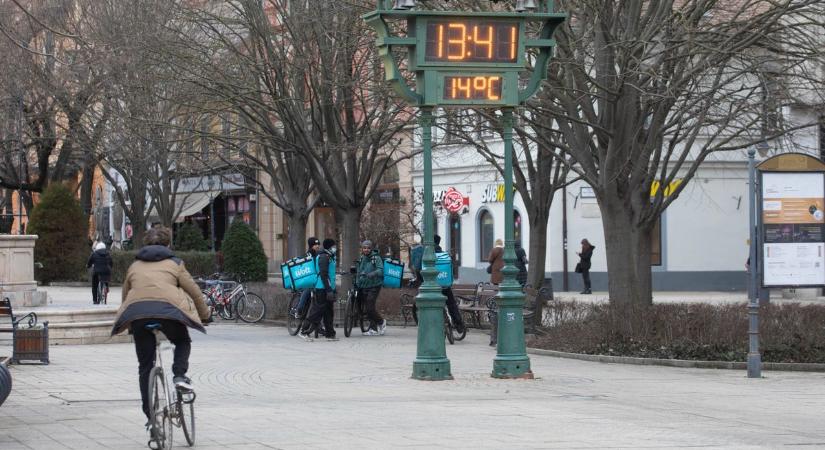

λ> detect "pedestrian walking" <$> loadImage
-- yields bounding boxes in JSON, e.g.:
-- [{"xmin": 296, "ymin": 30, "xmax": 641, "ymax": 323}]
[
  {"xmin": 576, "ymin": 239, "xmax": 594, "ymax": 294},
  {"xmin": 515, "ymin": 242, "xmax": 528, "ymax": 287},
  {"xmin": 487, "ymin": 238, "xmax": 505, "ymax": 285},
  {"xmin": 298, "ymin": 239, "xmax": 338, "ymax": 341},
  {"xmin": 356, "ymin": 240, "xmax": 386, "ymax": 335}
]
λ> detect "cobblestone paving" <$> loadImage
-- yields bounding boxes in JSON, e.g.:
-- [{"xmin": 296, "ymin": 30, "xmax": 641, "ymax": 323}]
[{"xmin": 2, "ymin": 322, "xmax": 824, "ymax": 449}]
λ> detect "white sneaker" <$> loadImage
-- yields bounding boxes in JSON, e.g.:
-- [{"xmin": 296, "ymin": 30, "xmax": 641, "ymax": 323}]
[
  {"xmin": 297, "ymin": 331, "xmax": 314, "ymax": 342},
  {"xmin": 362, "ymin": 329, "xmax": 378, "ymax": 336},
  {"xmin": 378, "ymin": 320, "xmax": 387, "ymax": 335}
]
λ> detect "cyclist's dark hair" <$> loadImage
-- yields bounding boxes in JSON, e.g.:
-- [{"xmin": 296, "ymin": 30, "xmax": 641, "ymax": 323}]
[{"xmin": 144, "ymin": 226, "xmax": 172, "ymax": 247}]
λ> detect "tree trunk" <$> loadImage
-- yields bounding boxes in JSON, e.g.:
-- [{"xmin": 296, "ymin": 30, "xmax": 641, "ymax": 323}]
[
  {"xmin": 79, "ymin": 159, "xmax": 95, "ymax": 217},
  {"xmin": 336, "ymin": 207, "xmax": 362, "ymax": 272},
  {"xmin": 599, "ymin": 192, "xmax": 654, "ymax": 306},
  {"xmin": 526, "ymin": 209, "xmax": 549, "ymax": 328},
  {"xmin": 286, "ymin": 213, "xmax": 308, "ymax": 259}
]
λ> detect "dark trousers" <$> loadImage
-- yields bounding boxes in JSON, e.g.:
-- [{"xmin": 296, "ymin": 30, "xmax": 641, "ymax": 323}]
[
  {"xmin": 359, "ymin": 287, "xmax": 383, "ymax": 331},
  {"xmin": 301, "ymin": 289, "xmax": 335, "ymax": 337},
  {"xmin": 443, "ymin": 288, "xmax": 464, "ymax": 329},
  {"xmin": 131, "ymin": 319, "xmax": 191, "ymax": 420},
  {"xmin": 581, "ymin": 270, "xmax": 591, "ymax": 291},
  {"xmin": 91, "ymin": 272, "xmax": 110, "ymax": 304}
]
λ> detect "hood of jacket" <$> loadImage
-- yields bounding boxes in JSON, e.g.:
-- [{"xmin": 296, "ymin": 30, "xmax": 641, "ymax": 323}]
[{"xmin": 136, "ymin": 245, "xmax": 175, "ymax": 262}]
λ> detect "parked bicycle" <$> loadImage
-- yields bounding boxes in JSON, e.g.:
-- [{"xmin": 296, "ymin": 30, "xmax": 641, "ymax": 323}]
[
  {"xmin": 343, "ymin": 270, "xmax": 371, "ymax": 337},
  {"xmin": 197, "ymin": 275, "xmax": 266, "ymax": 323},
  {"xmin": 145, "ymin": 322, "xmax": 195, "ymax": 450}
]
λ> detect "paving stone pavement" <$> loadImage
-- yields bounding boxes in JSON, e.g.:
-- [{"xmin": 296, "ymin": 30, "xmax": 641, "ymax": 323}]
[{"xmin": 1, "ymin": 322, "xmax": 824, "ymax": 449}]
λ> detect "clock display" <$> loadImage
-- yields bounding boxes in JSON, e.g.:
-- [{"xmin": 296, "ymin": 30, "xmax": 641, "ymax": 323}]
[
  {"xmin": 425, "ymin": 20, "xmax": 520, "ymax": 63},
  {"xmin": 443, "ymin": 75, "xmax": 502, "ymax": 101}
]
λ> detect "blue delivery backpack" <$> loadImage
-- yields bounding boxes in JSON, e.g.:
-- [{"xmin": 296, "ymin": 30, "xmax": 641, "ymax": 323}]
[
  {"xmin": 288, "ymin": 256, "xmax": 318, "ymax": 290},
  {"xmin": 280, "ymin": 261, "xmax": 293, "ymax": 290},
  {"xmin": 423, "ymin": 252, "xmax": 453, "ymax": 288},
  {"xmin": 383, "ymin": 258, "xmax": 404, "ymax": 288}
]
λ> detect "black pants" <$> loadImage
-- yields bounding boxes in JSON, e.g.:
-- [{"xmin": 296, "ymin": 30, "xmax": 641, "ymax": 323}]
[
  {"xmin": 581, "ymin": 270, "xmax": 591, "ymax": 291},
  {"xmin": 131, "ymin": 319, "xmax": 191, "ymax": 420},
  {"xmin": 301, "ymin": 289, "xmax": 335, "ymax": 337},
  {"xmin": 91, "ymin": 272, "xmax": 110, "ymax": 304},
  {"xmin": 411, "ymin": 288, "xmax": 464, "ymax": 329},
  {"xmin": 358, "ymin": 287, "xmax": 383, "ymax": 331}
]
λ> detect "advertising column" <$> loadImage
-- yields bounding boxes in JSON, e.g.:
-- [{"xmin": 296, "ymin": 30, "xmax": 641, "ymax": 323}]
[{"xmin": 761, "ymin": 172, "xmax": 825, "ymax": 287}]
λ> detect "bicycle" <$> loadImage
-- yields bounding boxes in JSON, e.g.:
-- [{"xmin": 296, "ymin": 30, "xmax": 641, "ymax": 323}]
[
  {"xmin": 199, "ymin": 277, "xmax": 266, "ymax": 323},
  {"xmin": 343, "ymin": 272, "xmax": 372, "ymax": 338},
  {"xmin": 96, "ymin": 278, "xmax": 109, "ymax": 305},
  {"xmin": 286, "ymin": 289, "xmax": 312, "ymax": 336},
  {"xmin": 145, "ymin": 322, "xmax": 196, "ymax": 450},
  {"xmin": 401, "ymin": 282, "xmax": 466, "ymax": 344}
]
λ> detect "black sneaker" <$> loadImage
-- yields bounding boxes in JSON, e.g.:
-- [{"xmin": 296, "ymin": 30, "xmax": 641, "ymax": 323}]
[{"xmin": 173, "ymin": 376, "xmax": 193, "ymax": 391}]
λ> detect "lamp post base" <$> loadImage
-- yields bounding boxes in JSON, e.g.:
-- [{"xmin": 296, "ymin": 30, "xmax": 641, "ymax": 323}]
[
  {"xmin": 412, "ymin": 358, "xmax": 453, "ymax": 381},
  {"xmin": 492, "ymin": 355, "xmax": 533, "ymax": 379}
]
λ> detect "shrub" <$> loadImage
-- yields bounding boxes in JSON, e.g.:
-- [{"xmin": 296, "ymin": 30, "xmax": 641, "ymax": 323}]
[
  {"xmin": 221, "ymin": 219, "xmax": 267, "ymax": 282},
  {"xmin": 28, "ymin": 184, "xmax": 89, "ymax": 283},
  {"xmin": 174, "ymin": 223, "xmax": 209, "ymax": 252},
  {"xmin": 534, "ymin": 301, "xmax": 825, "ymax": 363},
  {"xmin": 110, "ymin": 250, "xmax": 216, "ymax": 284}
]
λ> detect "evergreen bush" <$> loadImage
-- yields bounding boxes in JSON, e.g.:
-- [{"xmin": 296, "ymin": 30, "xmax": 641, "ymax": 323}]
[
  {"xmin": 110, "ymin": 250, "xmax": 216, "ymax": 284},
  {"xmin": 221, "ymin": 219, "xmax": 267, "ymax": 282},
  {"xmin": 174, "ymin": 222, "xmax": 209, "ymax": 252},
  {"xmin": 28, "ymin": 184, "xmax": 89, "ymax": 283}
]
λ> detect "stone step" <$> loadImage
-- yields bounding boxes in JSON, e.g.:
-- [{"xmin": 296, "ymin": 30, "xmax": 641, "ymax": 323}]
[{"xmin": 0, "ymin": 306, "xmax": 129, "ymax": 345}]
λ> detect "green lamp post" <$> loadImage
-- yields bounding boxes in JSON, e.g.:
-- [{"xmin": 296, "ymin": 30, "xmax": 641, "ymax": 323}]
[{"xmin": 363, "ymin": 0, "xmax": 565, "ymax": 380}]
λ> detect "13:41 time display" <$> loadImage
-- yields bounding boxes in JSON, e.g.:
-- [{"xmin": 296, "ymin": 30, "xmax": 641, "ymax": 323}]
[
  {"xmin": 425, "ymin": 20, "xmax": 520, "ymax": 64},
  {"xmin": 443, "ymin": 75, "xmax": 502, "ymax": 101}
]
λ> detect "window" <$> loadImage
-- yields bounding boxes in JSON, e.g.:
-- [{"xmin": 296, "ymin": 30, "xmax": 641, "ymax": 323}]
[
  {"xmin": 513, "ymin": 210, "xmax": 522, "ymax": 248},
  {"xmin": 479, "ymin": 209, "xmax": 494, "ymax": 261},
  {"xmin": 819, "ymin": 116, "xmax": 824, "ymax": 162},
  {"xmin": 651, "ymin": 216, "xmax": 662, "ymax": 266}
]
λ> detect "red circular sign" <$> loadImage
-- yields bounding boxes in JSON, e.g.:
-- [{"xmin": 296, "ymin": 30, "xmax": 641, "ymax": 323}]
[{"xmin": 443, "ymin": 188, "xmax": 464, "ymax": 213}]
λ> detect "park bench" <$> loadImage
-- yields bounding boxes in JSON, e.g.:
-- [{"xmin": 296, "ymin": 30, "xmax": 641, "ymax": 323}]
[
  {"xmin": 399, "ymin": 283, "xmax": 493, "ymax": 327},
  {"xmin": 488, "ymin": 286, "xmax": 550, "ymax": 346},
  {"xmin": 0, "ymin": 297, "xmax": 49, "ymax": 364},
  {"xmin": 456, "ymin": 283, "xmax": 498, "ymax": 328}
]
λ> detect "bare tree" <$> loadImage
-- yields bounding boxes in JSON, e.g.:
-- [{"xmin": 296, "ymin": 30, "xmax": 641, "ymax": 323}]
[
  {"xmin": 531, "ymin": 0, "xmax": 825, "ymax": 306},
  {"xmin": 171, "ymin": 0, "xmax": 415, "ymax": 267}
]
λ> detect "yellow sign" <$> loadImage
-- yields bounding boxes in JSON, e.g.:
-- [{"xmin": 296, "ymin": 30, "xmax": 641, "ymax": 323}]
[{"xmin": 650, "ymin": 179, "xmax": 682, "ymax": 197}]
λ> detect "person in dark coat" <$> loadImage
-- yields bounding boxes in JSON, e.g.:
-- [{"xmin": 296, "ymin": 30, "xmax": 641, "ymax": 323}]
[
  {"xmin": 577, "ymin": 239, "xmax": 594, "ymax": 294},
  {"xmin": 110, "ymin": 226, "xmax": 210, "ymax": 442},
  {"xmin": 515, "ymin": 242, "xmax": 528, "ymax": 287},
  {"xmin": 298, "ymin": 238, "xmax": 338, "ymax": 341},
  {"xmin": 87, "ymin": 242, "xmax": 113, "ymax": 304},
  {"xmin": 434, "ymin": 235, "xmax": 465, "ymax": 334}
]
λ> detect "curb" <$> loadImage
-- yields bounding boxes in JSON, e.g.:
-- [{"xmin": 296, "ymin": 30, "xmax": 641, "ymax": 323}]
[{"xmin": 526, "ymin": 347, "xmax": 825, "ymax": 372}]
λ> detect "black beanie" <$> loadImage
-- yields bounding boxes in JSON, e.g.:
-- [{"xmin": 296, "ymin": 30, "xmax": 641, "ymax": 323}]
[
  {"xmin": 323, "ymin": 238, "xmax": 336, "ymax": 250},
  {"xmin": 308, "ymin": 237, "xmax": 320, "ymax": 247}
]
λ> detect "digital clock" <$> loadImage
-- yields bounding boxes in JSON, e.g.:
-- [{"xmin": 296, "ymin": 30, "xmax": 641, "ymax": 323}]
[
  {"xmin": 424, "ymin": 20, "xmax": 520, "ymax": 64},
  {"xmin": 443, "ymin": 75, "xmax": 502, "ymax": 100}
]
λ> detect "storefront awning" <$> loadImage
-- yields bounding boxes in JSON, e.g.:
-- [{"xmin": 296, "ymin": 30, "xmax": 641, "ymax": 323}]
[{"xmin": 174, "ymin": 192, "xmax": 215, "ymax": 222}]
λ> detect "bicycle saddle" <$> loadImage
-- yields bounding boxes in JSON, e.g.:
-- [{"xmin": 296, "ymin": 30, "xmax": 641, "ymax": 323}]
[{"xmin": 144, "ymin": 322, "xmax": 162, "ymax": 331}]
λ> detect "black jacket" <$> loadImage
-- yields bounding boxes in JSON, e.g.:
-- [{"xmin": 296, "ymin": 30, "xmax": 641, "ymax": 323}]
[
  {"xmin": 87, "ymin": 249, "xmax": 113, "ymax": 274},
  {"xmin": 579, "ymin": 246, "xmax": 594, "ymax": 271}
]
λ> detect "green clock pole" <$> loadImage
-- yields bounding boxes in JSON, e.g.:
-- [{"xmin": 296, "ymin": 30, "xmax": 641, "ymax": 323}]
[
  {"xmin": 412, "ymin": 106, "xmax": 452, "ymax": 381},
  {"xmin": 492, "ymin": 107, "xmax": 532, "ymax": 379}
]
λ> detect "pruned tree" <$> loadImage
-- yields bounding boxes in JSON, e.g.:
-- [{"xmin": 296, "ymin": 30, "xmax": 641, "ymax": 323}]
[
  {"xmin": 531, "ymin": 0, "xmax": 825, "ymax": 306},
  {"xmin": 173, "ymin": 0, "xmax": 416, "ymax": 267}
]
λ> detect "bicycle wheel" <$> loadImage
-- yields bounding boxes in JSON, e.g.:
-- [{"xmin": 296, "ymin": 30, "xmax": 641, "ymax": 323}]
[
  {"xmin": 343, "ymin": 292, "xmax": 354, "ymax": 337},
  {"xmin": 358, "ymin": 297, "xmax": 370, "ymax": 333},
  {"xmin": 287, "ymin": 292, "xmax": 302, "ymax": 336},
  {"xmin": 217, "ymin": 297, "xmax": 235, "ymax": 320},
  {"xmin": 236, "ymin": 292, "xmax": 266, "ymax": 323},
  {"xmin": 444, "ymin": 310, "xmax": 455, "ymax": 345},
  {"xmin": 177, "ymin": 389, "xmax": 195, "ymax": 446},
  {"xmin": 102, "ymin": 283, "xmax": 108, "ymax": 305},
  {"xmin": 452, "ymin": 322, "xmax": 467, "ymax": 341},
  {"xmin": 147, "ymin": 367, "xmax": 173, "ymax": 450}
]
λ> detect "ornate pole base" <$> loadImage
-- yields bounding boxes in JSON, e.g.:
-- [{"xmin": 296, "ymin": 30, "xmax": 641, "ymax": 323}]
[{"xmin": 411, "ymin": 285, "xmax": 452, "ymax": 381}]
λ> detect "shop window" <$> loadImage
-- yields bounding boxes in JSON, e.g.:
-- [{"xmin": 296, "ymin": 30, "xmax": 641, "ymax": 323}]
[
  {"xmin": 651, "ymin": 216, "xmax": 662, "ymax": 266},
  {"xmin": 479, "ymin": 209, "xmax": 494, "ymax": 261}
]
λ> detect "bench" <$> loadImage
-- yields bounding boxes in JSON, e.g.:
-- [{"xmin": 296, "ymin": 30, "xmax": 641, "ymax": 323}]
[
  {"xmin": 456, "ymin": 283, "xmax": 498, "ymax": 328},
  {"xmin": 488, "ymin": 286, "xmax": 550, "ymax": 346},
  {"xmin": 399, "ymin": 283, "xmax": 491, "ymax": 328},
  {"xmin": 0, "ymin": 297, "xmax": 49, "ymax": 364}
]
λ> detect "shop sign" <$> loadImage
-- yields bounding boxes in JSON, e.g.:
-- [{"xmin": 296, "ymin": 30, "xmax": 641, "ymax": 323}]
[
  {"xmin": 442, "ymin": 187, "xmax": 468, "ymax": 214},
  {"xmin": 650, "ymin": 179, "xmax": 683, "ymax": 197},
  {"xmin": 177, "ymin": 173, "xmax": 245, "ymax": 193},
  {"xmin": 481, "ymin": 184, "xmax": 505, "ymax": 203}
]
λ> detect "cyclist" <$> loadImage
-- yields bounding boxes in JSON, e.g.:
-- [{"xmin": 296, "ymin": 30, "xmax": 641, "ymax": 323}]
[
  {"xmin": 294, "ymin": 237, "xmax": 321, "ymax": 317},
  {"xmin": 356, "ymin": 240, "xmax": 386, "ymax": 335},
  {"xmin": 298, "ymin": 238, "xmax": 337, "ymax": 341},
  {"xmin": 87, "ymin": 241, "xmax": 113, "ymax": 304},
  {"xmin": 434, "ymin": 235, "xmax": 465, "ymax": 335},
  {"xmin": 109, "ymin": 226, "xmax": 211, "ymax": 440}
]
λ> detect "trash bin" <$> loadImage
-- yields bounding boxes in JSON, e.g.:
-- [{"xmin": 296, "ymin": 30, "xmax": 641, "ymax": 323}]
[{"xmin": 13, "ymin": 322, "xmax": 50, "ymax": 364}]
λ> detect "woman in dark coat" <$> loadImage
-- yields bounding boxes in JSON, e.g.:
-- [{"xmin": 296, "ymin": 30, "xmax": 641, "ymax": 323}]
[{"xmin": 576, "ymin": 239, "xmax": 594, "ymax": 294}]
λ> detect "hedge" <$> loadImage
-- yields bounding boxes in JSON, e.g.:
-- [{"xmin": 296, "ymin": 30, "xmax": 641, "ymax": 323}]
[
  {"xmin": 29, "ymin": 184, "xmax": 89, "ymax": 283},
  {"xmin": 110, "ymin": 250, "xmax": 217, "ymax": 284}
]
